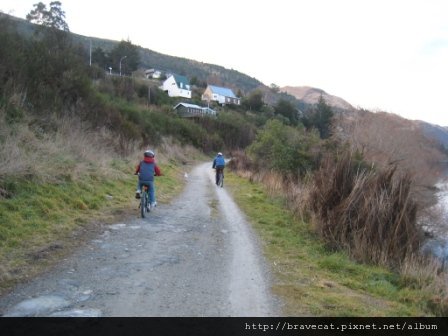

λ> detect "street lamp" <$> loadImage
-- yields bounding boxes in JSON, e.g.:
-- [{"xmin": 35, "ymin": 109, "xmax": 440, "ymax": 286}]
[
  {"xmin": 108, "ymin": 67, "xmax": 112, "ymax": 75},
  {"xmin": 119, "ymin": 55, "xmax": 127, "ymax": 76}
]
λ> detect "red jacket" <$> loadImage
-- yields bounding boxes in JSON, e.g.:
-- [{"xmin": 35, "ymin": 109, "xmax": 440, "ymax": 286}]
[{"xmin": 135, "ymin": 157, "xmax": 162, "ymax": 176}]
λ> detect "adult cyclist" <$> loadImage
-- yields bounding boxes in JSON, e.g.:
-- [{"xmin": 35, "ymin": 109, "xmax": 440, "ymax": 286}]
[
  {"xmin": 135, "ymin": 149, "xmax": 162, "ymax": 208},
  {"xmin": 212, "ymin": 152, "xmax": 225, "ymax": 186}
]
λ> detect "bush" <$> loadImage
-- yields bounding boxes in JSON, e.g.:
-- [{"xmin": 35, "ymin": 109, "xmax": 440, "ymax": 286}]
[
  {"xmin": 308, "ymin": 151, "xmax": 425, "ymax": 268},
  {"xmin": 248, "ymin": 119, "xmax": 320, "ymax": 176}
]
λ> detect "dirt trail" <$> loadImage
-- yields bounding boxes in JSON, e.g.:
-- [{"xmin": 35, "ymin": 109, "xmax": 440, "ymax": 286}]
[{"xmin": 0, "ymin": 163, "xmax": 280, "ymax": 316}]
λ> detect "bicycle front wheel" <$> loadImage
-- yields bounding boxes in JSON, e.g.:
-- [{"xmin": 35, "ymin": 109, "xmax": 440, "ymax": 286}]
[{"xmin": 140, "ymin": 191, "xmax": 147, "ymax": 218}]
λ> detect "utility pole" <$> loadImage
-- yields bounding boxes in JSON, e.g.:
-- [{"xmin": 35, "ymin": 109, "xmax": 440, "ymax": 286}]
[
  {"xmin": 89, "ymin": 39, "xmax": 92, "ymax": 66},
  {"xmin": 119, "ymin": 56, "xmax": 127, "ymax": 76}
]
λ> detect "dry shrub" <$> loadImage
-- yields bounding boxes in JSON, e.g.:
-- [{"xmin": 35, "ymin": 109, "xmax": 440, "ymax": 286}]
[
  {"xmin": 308, "ymin": 151, "xmax": 424, "ymax": 268},
  {"xmin": 127, "ymin": 136, "xmax": 202, "ymax": 175},
  {"xmin": 0, "ymin": 111, "xmax": 137, "ymax": 185},
  {"xmin": 0, "ymin": 128, "xmax": 33, "ymax": 178},
  {"xmin": 228, "ymin": 149, "xmax": 255, "ymax": 172},
  {"xmin": 283, "ymin": 176, "xmax": 314, "ymax": 221},
  {"xmin": 400, "ymin": 254, "xmax": 448, "ymax": 315},
  {"xmin": 0, "ymin": 105, "xmax": 201, "ymax": 195},
  {"xmin": 228, "ymin": 150, "xmax": 312, "ymax": 220},
  {"xmin": 157, "ymin": 137, "xmax": 200, "ymax": 165}
]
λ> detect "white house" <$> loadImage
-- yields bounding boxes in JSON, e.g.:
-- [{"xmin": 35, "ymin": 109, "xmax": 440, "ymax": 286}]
[
  {"xmin": 145, "ymin": 68, "xmax": 162, "ymax": 79},
  {"xmin": 161, "ymin": 74, "xmax": 191, "ymax": 98},
  {"xmin": 173, "ymin": 102, "xmax": 217, "ymax": 118},
  {"xmin": 201, "ymin": 85, "xmax": 240, "ymax": 105}
]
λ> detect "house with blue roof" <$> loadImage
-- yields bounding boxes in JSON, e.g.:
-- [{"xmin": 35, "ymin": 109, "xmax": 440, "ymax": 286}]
[
  {"xmin": 201, "ymin": 85, "xmax": 241, "ymax": 106},
  {"xmin": 161, "ymin": 74, "xmax": 191, "ymax": 98}
]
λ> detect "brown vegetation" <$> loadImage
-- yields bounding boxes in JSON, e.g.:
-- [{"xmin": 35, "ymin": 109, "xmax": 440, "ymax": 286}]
[
  {"xmin": 0, "ymin": 111, "xmax": 130, "ymax": 184},
  {"xmin": 0, "ymin": 108, "xmax": 199, "ymax": 189},
  {"xmin": 334, "ymin": 111, "xmax": 446, "ymax": 189},
  {"xmin": 308, "ymin": 151, "xmax": 422, "ymax": 267}
]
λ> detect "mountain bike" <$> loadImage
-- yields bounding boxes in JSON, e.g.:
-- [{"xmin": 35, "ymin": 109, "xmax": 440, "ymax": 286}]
[
  {"xmin": 139, "ymin": 184, "xmax": 150, "ymax": 218},
  {"xmin": 216, "ymin": 167, "xmax": 224, "ymax": 188}
]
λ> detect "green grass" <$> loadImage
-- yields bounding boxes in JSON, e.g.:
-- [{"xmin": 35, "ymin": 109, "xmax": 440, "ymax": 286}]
[
  {"xmin": 0, "ymin": 158, "xmax": 186, "ymax": 293},
  {"xmin": 225, "ymin": 172, "xmax": 435, "ymax": 316}
]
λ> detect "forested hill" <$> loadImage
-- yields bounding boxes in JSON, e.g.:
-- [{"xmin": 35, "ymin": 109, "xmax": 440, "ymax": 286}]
[{"xmin": 0, "ymin": 12, "xmax": 263, "ymax": 94}]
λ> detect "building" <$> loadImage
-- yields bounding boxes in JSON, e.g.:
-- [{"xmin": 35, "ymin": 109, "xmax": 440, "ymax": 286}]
[
  {"xmin": 201, "ymin": 85, "xmax": 240, "ymax": 105},
  {"xmin": 162, "ymin": 74, "xmax": 191, "ymax": 98},
  {"xmin": 174, "ymin": 103, "xmax": 217, "ymax": 118},
  {"xmin": 145, "ymin": 68, "xmax": 162, "ymax": 79}
]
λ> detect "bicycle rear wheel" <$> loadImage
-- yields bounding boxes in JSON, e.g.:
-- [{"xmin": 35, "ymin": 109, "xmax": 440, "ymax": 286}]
[
  {"xmin": 140, "ymin": 190, "xmax": 148, "ymax": 218},
  {"xmin": 218, "ymin": 172, "xmax": 224, "ymax": 187}
]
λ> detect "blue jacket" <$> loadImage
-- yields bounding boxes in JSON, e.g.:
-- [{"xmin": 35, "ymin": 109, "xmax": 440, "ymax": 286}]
[{"xmin": 213, "ymin": 155, "xmax": 225, "ymax": 168}]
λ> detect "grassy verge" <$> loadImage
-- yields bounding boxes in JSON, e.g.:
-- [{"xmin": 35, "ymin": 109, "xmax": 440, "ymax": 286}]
[
  {"xmin": 225, "ymin": 172, "xmax": 435, "ymax": 316},
  {"xmin": 0, "ymin": 158, "xmax": 188, "ymax": 294}
]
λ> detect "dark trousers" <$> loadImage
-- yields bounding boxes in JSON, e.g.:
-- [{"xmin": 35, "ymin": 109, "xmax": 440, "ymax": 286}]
[{"xmin": 215, "ymin": 167, "xmax": 224, "ymax": 184}]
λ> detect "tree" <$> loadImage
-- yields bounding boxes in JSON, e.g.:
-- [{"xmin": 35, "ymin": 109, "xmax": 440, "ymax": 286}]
[
  {"xmin": 242, "ymin": 90, "xmax": 264, "ymax": 112},
  {"xmin": 0, "ymin": 16, "xmax": 28, "ymax": 106},
  {"xmin": 274, "ymin": 99, "xmax": 298, "ymax": 125},
  {"xmin": 302, "ymin": 95, "xmax": 334, "ymax": 139},
  {"xmin": 109, "ymin": 40, "xmax": 140, "ymax": 76},
  {"xmin": 249, "ymin": 119, "xmax": 320, "ymax": 176},
  {"xmin": 91, "ymin": 47, "xmax": 110, "ymax": 70},
  {"xmin": 270, "ymin": 83, "xmax": 280, "ymax": 93},
  {"xmin": 26, "ymin": 1, "xmax": 69, "ymax": 31},
  {"xmin": 21, "ymin": 3, "xmax": 90, "ymax": 109}
]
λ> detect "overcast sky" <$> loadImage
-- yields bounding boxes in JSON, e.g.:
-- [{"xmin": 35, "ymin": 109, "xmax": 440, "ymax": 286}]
[{"xmin": 2, "ymin": 0, "xmax": 448, "ymax": 126}]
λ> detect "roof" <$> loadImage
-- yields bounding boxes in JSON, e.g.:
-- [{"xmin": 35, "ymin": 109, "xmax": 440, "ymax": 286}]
[
  {"xmin": 174, "ymin": 103, "xmax": 202, "ymax": 109},
  {"xmin": 172, "ymin": 74, "xmax": 190, "ymax": 88},
  {"xmin": 208, "ymin": 85, "xmax": 238, "ymax": 98}
]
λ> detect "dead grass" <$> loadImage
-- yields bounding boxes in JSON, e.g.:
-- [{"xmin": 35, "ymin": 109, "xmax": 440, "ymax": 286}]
[
  {"xmin": 308, "ymin": 151, "xmax": 422, "ymax": 268},
  {"xmin": 0, "ymin": 112, "xmax": 133, "ymax": 184}
]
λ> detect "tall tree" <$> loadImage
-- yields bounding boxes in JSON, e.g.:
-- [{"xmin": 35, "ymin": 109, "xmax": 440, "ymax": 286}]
[
  {"xmin": 242, "ymin": 90, "xmax": 264, "ymax": 112},
  {"xmin": 109, "ymin": 40, "xmax": 140, "ymax": 75},
  {"xmin": 302, "ymin": 95, "xmax": 334, "ymax": 139},
  {"xmin": 91, "ymin": 47, "xmax": 110, "ymax": 70},
  {"xmin": 274, "ymin": 98, "xmax": 298, "ymax": 125},
  {"xmin": 26, "ymin": 1, "xmax": 69, "ymax": 31},
  {"xmin": 22, "ymin": 2, "xmax": 91, "ymax": 109}
]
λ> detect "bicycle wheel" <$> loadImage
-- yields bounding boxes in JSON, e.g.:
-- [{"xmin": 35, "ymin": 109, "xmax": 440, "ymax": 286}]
[
  {"xmin": 140, "ymin": 190, "xmax": 147, "ymax": 218},
  {"xmin": 218, "ymin": 172, "xmax": 224, "ymax": 187}
]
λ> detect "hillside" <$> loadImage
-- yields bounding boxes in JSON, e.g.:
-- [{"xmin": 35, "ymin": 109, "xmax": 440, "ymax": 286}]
[
  {"xmin": 334, "ymin": 110, "xmax": 447, "ymax": 188},
  {"xmin": 0, "ymin": 12, "xmax": 263, "ymax": 95},
  {"xmin": 417, "ymin": 121, "xmax": 448, "ymax": 150},
  {"xmin": 2, "ymin": 11, "xmax": 446, "ymax": 165},
  {"xmin": 281, "ymin": 86, "xmax": 355, "ymax": 111}
]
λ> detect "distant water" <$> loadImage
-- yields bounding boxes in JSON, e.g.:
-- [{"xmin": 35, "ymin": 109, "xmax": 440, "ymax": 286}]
[{"xmin": 422, "ymin": 179, "xmax": 448, "ymax": 263}]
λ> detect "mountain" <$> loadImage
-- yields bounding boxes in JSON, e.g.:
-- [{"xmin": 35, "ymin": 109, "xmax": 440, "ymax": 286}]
[
  {"xmin": 281, "ymin": 86, "xmax": 355, "ymax": 111},
  {"xmin": 416, "ymin": 121, "xmax": 448, "ymax": 150}
]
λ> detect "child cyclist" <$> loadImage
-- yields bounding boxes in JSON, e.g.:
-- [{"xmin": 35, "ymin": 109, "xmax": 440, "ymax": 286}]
[{"xmin": 135, "ymin": 150, "xmax": 162, "ymax": 208}]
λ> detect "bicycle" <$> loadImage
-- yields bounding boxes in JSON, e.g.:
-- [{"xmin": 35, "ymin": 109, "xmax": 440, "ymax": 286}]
[
  {"xmin": 139, "ymin": 184, "xmax": 151, "ymax": 218},
  {"xmin": 216, "ymin": 167, "xmax": 224, "ymax": 188}
]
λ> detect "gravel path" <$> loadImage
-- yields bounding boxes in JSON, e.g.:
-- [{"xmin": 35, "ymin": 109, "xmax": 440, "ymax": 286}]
[{"xmin": 0, "ymin": 163, "xmax": 280, "ymax": 316}]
